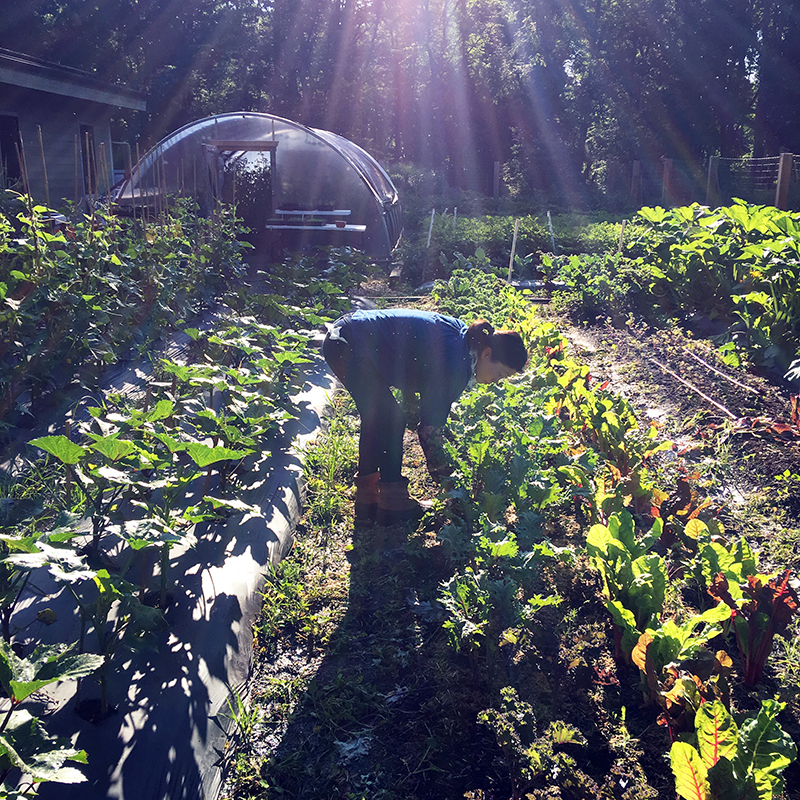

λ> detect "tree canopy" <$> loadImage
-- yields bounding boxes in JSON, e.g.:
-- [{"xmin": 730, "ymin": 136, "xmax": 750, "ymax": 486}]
[{"xmin": 3, "ymin": 0, "xmax": 799, "ymax": 200}]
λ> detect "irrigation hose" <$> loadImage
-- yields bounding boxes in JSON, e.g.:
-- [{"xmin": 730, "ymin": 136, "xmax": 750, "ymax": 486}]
[{"xmin": 648, "ymin": 357, "xmax": 738, "ymax": 420}]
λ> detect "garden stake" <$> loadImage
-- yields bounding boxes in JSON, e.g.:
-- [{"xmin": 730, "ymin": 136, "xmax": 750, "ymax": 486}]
[
  {"xmin": 617, "ymin": 219, "xmax": 626, "ymax": 254},
  {"xmin": 74, "ymin": 134, "xmax": 79, "ymax": 207},
  {"xmin": 36, "ymin": 125, "xmax": 50, "ymax": 207},
  {"xmin": 15, "ymin": 138, "xmax": 42, "ymax": 275},
  {"xmin": 508, "ymin": 218, "xmax": 520, "ymax": 282},
  {"xmin": 547, "ymin": 210, "xmax": 556, "ymax": 252}
]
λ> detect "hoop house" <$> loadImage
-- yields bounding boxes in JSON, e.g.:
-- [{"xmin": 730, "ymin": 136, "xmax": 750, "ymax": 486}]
[{"xmin": 114, "ymin": 112, "xmax": 403, "ymax": 260}]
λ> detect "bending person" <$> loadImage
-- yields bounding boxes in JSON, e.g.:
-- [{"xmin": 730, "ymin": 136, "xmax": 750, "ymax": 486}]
[{"xmin": 322, "ymin": 308, "xmax": 528, "ymax": 525}]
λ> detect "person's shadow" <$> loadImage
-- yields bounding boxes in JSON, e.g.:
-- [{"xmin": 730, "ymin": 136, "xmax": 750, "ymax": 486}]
[{"xmin": 248, "ymin": 512, "xmax": 508, "ymax": 799}]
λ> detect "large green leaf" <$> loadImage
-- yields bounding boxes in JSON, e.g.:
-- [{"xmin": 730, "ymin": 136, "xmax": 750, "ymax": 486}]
[
  {"xmin": 0, "ymin": 641, "xmax": 104, "ymax": 703},
  {"xmin": 737, "ymin": 700, "xmax": 797, "ymax": 793},
  {"xmin": 90, "ymin": 438, "xmax": 136, "ymax": 462},
  {"xmin": 5, "ymin": 541, "xmax": 96, "ymax": 584},
  {"xmin": 696, "ymin": 701, "xmax": 739, "ymax": 769},
  {"xmin": 185, "ymin": 442, "xmax": 252, "ymax": 468},
  {"xmin": 0, "ymin": 710, "xmax": 87, "ymax": 784},
  {"xmin": 670, "ymin": 741, "xmax": 709, "ymax": 800},
  {"xmin": 29, "ymin": 435, "xmax": 85, "ymax": 465}
]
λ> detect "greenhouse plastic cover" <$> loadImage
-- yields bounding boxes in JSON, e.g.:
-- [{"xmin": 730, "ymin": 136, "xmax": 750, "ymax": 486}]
[{"xmin": 115, "ymin": 112, "xmax": 402, "ymax": 258}]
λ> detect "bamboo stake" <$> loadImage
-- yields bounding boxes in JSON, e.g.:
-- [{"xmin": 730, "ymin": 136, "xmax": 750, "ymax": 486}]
[
  {"xmin": 37, "ymin": 125, "xmax": 50, "ymax": 207},
  {"xmin": 85, "ymin": 130, "xmax": 95, "ymax": 227},
  {"xmin": 98, "ymin": 141, "xmax": 107, "ymax": 200},
  {"xmin": 14, "ymin": 140, "xmax": 29, "ymax": 197},
  {"xmin": 15, "ymin": 137, "xmax": 41, "ymax": 274},
  {"xmin": 74, "ymin": 134, "xmax": 79, "ymax": 209},
  {"xmin": 135, "ymin": 141, "xmax": 142, "ymax": 226},
  {"xmin": 617, "ymin": 219, "xmax": 627, "ymax": 255},
  {"xmin": 507, "ymin": 218, "xmax": 520, "ymax": 282},
  {"xmin": 426, "ymin": 208, "xmax": 435, "ymax": 248},
  {"xmin": 161, "ymin": 146, "xmax": 168, "ymax": 220}
]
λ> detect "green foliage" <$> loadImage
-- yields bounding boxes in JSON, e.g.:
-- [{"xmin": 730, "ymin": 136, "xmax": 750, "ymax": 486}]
[
  {"xmin": 478, "ymin": 687, "xmax": 589, "ymax": 800},
  {"xmin": 439, "ymin": 568, "xmax": 492, "ymax": 653},
  {"xmin": 586, "ymin": 511, "xmax": 666, "ymax": 652},
  {"xmin": 0, "ymin": 197, "xmax": 247, "ymax": 429},
  {"xmin": 549, "ymin": 251, "xmax": 652, "ymax": 323},
  {"xmin": 631, "ymin": 202, "xmax": 800, "ymax": 371},
  {"xmin": 430, "ymin": 267, "xmax": 536, "ymax": 332},
  {"xmin": 0, "ymin": 641, "xmax": 102, "ymax": 792},
  {"xmin": 670, "ymin": 699, "xmax": 797, "ymax": 800}
]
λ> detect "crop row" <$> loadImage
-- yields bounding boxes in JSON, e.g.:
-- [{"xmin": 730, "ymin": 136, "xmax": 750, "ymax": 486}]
[
  {"xmin": 427, "ymin": 269, "xmax": 798, "ymax": 799},
  {"xmin": 0, "ymin": 194, "xmax": 377, "ymax": 796}
]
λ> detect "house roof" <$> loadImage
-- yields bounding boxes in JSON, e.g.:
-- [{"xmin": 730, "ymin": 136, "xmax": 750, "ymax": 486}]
[{"xmin": 0, "ymin": 47, "xmax": 146, "ymax": 111}]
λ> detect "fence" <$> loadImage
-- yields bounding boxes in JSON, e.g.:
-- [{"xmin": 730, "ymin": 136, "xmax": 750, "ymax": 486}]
[{"xmin": 605, "ymin": 154, "xmax": 799, "ymax": 210}]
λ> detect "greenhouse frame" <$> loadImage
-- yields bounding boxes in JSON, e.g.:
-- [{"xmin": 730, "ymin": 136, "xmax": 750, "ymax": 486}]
[{"xmin": 114, "ymin": 112, "xmax": 403, "ymax": 260}]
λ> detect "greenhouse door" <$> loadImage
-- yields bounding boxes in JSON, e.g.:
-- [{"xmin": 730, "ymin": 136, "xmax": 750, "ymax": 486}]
[{"xmin": 208, "ymin": 139, "xmax": 277, "ymax": 234}]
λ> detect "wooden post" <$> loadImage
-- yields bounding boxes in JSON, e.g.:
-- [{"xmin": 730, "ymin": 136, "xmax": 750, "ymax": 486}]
[
  {"xmin": 631, "ymin": 160, "xmax": 641, "ymax": 207},
  {"xmin": 775, "ymin": 152, "xmax": 793, "ymax": 210},
  {"xmin": 662, "ymin": 158, "xmax": 674, "ymax": 206},
  {"xmin": 706, "ymin": 155, "xmax": 720, "ymax": 207},
  {"xmin": 74, "ymin": 134, "xmax": 79, "ymax": 208}
]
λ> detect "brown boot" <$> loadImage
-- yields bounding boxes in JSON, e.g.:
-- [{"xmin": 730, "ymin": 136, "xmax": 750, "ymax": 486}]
[
  {"xmin": 354, "ymin": 472, "xmax": 379, "ymax": 523},
  {"xmin": 376, "ymin": 478, "xmax": 433, "ymax": 525}
]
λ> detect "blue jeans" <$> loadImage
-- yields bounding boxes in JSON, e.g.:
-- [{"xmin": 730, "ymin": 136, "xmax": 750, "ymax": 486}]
[{"xmin": 322, "ymin": 330, "xmax": 405, "ymax": 481}]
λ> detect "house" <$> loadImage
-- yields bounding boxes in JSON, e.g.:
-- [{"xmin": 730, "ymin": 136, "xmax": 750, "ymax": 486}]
[{"xmin": 0, "ymin": 47, "xmax": 146, "ymax": 208}]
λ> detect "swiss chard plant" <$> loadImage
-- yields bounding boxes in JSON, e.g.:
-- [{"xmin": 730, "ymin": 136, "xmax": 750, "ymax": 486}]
[
  {"xmin": 707, "ymin": 569, "xmax": 799, "ymax": 687},
  {"xmin": 670, "ymin": 698, "xmax": 797, "ymax": 800},
  {"xmin": 585, "ymin": 510, "xmax": 667, "ymax": 656},
  {"xmin": 630, "ymin": 604, "xmax": 732, "ymax": 733}
]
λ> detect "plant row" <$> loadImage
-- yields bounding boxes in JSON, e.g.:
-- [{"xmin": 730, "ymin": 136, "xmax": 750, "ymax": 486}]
[
  {"xmin": 548, "ymin": 201, "xmax": 800, "ymax": 376},
  {"xmin": 0, "ymin": 192, "xmax": 247, "ymax": 434},
  {"xmin": 408, "ymin": 201, "xmax": 800, "ymax": 379},
  {"xmin": 427, "ymin": 270, "xmax": 799, "ymax": 799},
  {"xmin": 0, "ymin": 205, "xmax": 379, "ymax": 796}
]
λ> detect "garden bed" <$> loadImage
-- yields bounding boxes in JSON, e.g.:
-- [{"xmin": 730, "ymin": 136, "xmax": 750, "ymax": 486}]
[{"xmin": 222, "ymin": 277, "xmax": 800, "ymax": 800}]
